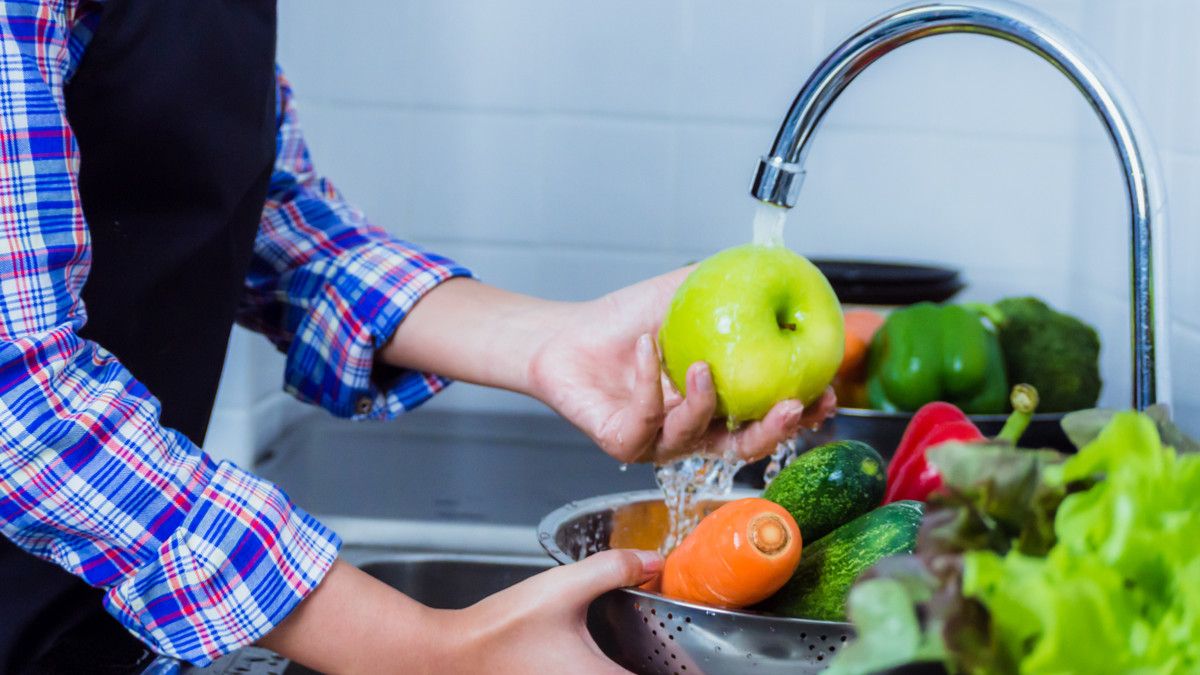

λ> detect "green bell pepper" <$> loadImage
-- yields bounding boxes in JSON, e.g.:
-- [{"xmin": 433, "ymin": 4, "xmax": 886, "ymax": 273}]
[{"xmin": 866, "ymin": 302, "xmax": 1008, "ymax": 414}]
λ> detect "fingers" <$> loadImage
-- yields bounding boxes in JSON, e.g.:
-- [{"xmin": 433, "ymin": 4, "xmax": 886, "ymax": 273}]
[
  {"xmin": 713, "ymin": 400, "xmax": 807, "ymax": 462},
  {"xmin": 549, "ymin": 550, "xmax": 664, "ymax": 607},
  {"xmin": 703, "ymin": 388, "xmax": 837, "ymax": 462},
  {"xmin": 600, "ymin": 334, "xmax": 665, "ymax": 463},
  {"xmin": 799, "ymin": 387, "xmax": 838, "ymax": 429},
  {"xmin": 660, "ymin": 370, "xmax": 685, "ymax": 410},
  {"xmin": 657, "ymin": 362, "xmax": 717, "ymax": 459}
]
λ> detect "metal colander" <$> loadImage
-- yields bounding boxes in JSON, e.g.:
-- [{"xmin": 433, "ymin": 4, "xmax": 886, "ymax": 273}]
[{"xmin": 538, "ymin": 490, "xmax": 854, "ymax": 675}]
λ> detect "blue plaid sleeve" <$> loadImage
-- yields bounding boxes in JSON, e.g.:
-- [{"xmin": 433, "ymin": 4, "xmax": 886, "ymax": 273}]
[
  {"xmin": 239, "ymin": 68, "xmax": 474, "ymax": 419},
  {"xmin": 0, "ymin": 4, "xmax": 339, "ymax": 665}
]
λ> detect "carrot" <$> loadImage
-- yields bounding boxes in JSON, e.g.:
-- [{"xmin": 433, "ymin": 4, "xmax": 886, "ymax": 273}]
[
  {"xmin": 834, "ymin": 309, "xmax": 886, "ymax": 407},
  {"xmin": 660, "ymin": 497, "xmax": 802, "ymax": 609},
  {"xmin": 837, "ymin": 309, "xmax": 886, "ymax": 379}
]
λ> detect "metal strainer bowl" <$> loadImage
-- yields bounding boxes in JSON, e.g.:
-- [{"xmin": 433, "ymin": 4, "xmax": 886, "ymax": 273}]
[{"xmin": 538, "ymin": 490, "xmax": 854, "ymax": 675}]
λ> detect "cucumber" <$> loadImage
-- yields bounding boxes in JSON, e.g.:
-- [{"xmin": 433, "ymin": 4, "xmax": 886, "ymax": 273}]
[
  {"xmin": 758, "ymin": 500, "xmax": 924, "ymax": 621},
  {"xmin": 762, "ymin": 440, "xmax": 886, "ymax": 542}
]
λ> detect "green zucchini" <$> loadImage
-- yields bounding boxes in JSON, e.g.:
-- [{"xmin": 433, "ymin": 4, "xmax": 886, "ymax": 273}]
[
  {"xmin": 758, "ymin": 500, "xmax": 924, "ymax": 621},
  {"xmin": 762, "ymin": 440, "xmax": 886, "ymax": 542}
]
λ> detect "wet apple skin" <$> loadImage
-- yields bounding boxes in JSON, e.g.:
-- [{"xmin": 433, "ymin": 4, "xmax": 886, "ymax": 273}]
[{"xmin": 659, "ymin": 244, "xmax": 845, "ymax": 424}]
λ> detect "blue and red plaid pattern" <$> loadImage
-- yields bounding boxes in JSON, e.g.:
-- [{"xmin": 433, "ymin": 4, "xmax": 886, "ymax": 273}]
[
  {"xmin": 246, "ymin": 71, "xmax": 472, "ymax": 419},
  {"xmin": 0, "ymin": 1, "xmax": 471, "ymax": 665}
]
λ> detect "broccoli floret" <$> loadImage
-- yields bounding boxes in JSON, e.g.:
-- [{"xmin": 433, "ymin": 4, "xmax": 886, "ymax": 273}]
[{"xmin": 991, "ymin": 297, "xmax": 1101, "ymax": 413}]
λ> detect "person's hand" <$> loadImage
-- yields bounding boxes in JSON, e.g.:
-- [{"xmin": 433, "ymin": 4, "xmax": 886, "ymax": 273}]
[
  {"xmin": 431, "ymin": 549, "xmax": 662, "ymax": 674},
  {"xmin": 528, "ymin": 267, "xmax": 836, "ymax": 464},
  {"xmin": 259, "ymin": 552, "xmax": 659, "ymax": 674},
  {"xmin": 382, "ymin": 272, "xmax": 836, "ymax": 465}
]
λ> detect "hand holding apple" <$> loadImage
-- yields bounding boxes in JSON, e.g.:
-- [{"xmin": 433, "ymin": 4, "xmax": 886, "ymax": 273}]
[
  {"xmin": 659, "ymin": 244, "xmax": 844, "ymax": 425},
  {"xmin": 522, "ymin": 266, "xmax": 835, "ymax": 465}
]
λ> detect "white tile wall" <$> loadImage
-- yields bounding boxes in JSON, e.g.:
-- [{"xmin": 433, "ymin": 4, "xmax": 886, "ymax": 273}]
[{"xmin": 205, "ymin": 0, "xmax": 1200, "ymax": 461}]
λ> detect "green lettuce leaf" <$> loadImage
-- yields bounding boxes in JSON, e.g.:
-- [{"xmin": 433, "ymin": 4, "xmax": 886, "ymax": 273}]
[
  {"xmin": 831, "ymin": 408, "xmax": 1200, "ymax": 674},
  {"xmin": 964, "ymin": 411, "xmax": 1200, "ymax": 673},
  {"xmin": 923, "ymin": 442, "xmax": 1067, "ymax": 557},
  {"xmin": 1061, "ymin": 404, "xmax": 1200, "ymax": 455},
  {"xmin": 822, "ymin": 579, "xmax": 929, "ymax": 675}
]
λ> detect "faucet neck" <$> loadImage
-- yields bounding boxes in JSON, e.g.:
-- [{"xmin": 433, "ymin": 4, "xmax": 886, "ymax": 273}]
[{"xmin": 751, "ymin": 0, "xmax": 1167, "ymax": 408}]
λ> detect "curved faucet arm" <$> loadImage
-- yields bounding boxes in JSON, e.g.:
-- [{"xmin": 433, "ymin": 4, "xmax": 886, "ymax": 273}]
[{"xmin": 751, "ymin": 0, "xmax": 1168, "ymax": 409}]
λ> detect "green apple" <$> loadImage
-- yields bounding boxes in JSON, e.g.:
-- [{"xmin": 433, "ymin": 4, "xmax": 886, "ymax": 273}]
[{"xmin": 659, "ymin": 244, "xmax": 844, "ymax": 424}]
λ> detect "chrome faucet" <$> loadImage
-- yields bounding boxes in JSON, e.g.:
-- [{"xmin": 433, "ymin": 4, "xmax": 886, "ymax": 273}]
[{"xmin": 751, "ymin": 0, "xmax": 1169, "ymax": 409}]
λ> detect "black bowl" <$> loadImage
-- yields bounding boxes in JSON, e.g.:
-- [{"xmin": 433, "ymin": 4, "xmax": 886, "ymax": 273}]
[{"xmin": 811, "ymin": 259, "xmax": 965, "ymax": 305}]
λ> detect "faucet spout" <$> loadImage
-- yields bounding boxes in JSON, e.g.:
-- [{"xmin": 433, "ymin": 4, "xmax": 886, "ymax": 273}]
[{"xmin": 752, "ymin": 0, "xmax": 1168, "ymax": 409}]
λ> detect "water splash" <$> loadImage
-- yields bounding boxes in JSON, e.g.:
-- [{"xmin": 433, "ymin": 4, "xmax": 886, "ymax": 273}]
[
  {"xmin": 762, "ymin": 437, "xmax": 801, "ymax": 486},
  {"xmin": 654, "ymin": 450, "xmax": 746, "ymax": 555},
  {"xmin": 751, "ymin": 202, "xmax": 788, "ymax": 247},
  {"xmin": 651, "ymin": 201, "xmax": 791, "ymax": 555}
]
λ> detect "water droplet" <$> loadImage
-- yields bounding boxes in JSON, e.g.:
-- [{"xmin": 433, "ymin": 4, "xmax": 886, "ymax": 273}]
[
  {"xmin": 619, "ymin": 463, "xmax": 629, "ymax": 472},
  {"xmin": 763, "ymin": 439, "xmax": 799, "ymax": 486}
]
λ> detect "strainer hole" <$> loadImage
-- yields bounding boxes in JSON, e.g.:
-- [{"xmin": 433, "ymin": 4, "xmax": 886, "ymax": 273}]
[
  {"xmin": 829, "ymin": 646, "xmax": 837, "ymax": 653},
  {"xmin": 660, "ymin": 622, "xmax": 665, "ymax": 628},
  {"xmin": 667, "ymin": 613, "xmax": 673, "ymax": 619},
  {"xmin": 668, "ymin": 635, "xmax": 674, "ymax": 641},
  {"xmin": 652, "ymin": 630, "xmax": 657, "ymax": 636},
  {"xmin": 682, "ymin": 667, "xmax": 688, "ymax": 671},
  {"xmin": 809, "ymin": 645, "xmax": 815, "ymax": 651},
  {"xmin": 800, "ymin": 632, "xmax": 807, "ymax": 639},
  {"xmin": 840, "ymin": 635, "xmax": 848, "ymax": 642},
  {"xmin": 684, "ymin": 617, "xmax": 692, "ymax": 623},
  {"xmin": 820, "ymin": 635, "xmax": 827, "ymax": 641},
  {"xmin": 671, "ymin": 654, "xmax": 676, "ymax": 659},
  {"xmin": 654, "ymin": 649, "xmax": 660, "ymax": 655},
  {"xmin": 651, "ymin": 609, "xmax": 657, "ymax": 616},
  {"xmin": 817, "ymin": 655, "xmax": 824, "ymax": 661},
  {"xmin": 676, "ymin": 626, "xmax": 683, "ymax": 632}
]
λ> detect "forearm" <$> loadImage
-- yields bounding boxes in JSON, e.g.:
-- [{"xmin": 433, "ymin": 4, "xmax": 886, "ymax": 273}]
[
  {"xmin": 379, "ymin": 277, "xmax": 570, "ymax": 396},
  {"xmin": 258, "ymin": 559, "xmax": 443, "ymax": 674}
]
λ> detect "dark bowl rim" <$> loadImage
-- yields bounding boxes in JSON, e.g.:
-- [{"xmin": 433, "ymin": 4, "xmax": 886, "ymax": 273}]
[{"xmin": 836, "ymin": 406, "xmax": 1066, "ymax": 424}]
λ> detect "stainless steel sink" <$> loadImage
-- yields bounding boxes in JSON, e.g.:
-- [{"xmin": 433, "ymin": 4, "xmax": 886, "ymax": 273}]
[
  {"xmin": 253, "ymin": 409, "xmax": 658, "ymax": 554},
  {"xmin": 356, "ymin": 552, "xmax": 553, "ymax": 609},
  {"xmin": 283, "ymin": 553, "xmax": 553, "ymax": 674}
]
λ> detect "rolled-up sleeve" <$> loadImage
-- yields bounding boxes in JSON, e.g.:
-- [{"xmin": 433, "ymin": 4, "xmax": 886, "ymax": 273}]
[
  {"xmin": 0, "ymin": 10, "xmax": 338, "ymax": 666},
  {"xmin": 239, "ymin": 68, "xmax": 473, "ymax": 419},
  {"xmin": 104, "ymin": 458, "xmax": 339, "ymax": 662}
]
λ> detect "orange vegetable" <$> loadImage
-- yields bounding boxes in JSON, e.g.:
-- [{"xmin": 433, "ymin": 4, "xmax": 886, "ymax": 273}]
[
  {"xmin": 838, "ymin": 309, "xmax": 886, "ymax": 379},
  {"xmin": 834, "ymin": 309, "xmax": 886, "ymax": 407},
  {"xmin": 660, "ymin": 497, "xmax": 802, "ymax": 609}
]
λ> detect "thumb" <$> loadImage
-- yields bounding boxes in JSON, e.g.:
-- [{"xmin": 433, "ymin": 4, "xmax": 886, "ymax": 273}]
[{"xmin": 552, "ymin": 549, "xmax": 663, "ymax": 607}]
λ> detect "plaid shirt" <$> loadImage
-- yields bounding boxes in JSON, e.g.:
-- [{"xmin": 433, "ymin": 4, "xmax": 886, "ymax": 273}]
[{"xmin": 0, "ymin": 0, "xmax": 471, "ymax": 665}]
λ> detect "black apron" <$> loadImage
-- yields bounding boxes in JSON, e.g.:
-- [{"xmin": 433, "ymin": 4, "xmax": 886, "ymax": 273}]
[{"xmin": 0, "ymin": 0, "xmax": 278, "ymax": 671}]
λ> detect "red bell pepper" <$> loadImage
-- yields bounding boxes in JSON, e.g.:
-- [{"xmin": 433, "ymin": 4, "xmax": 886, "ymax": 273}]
[
  {"xmin": 884, "ymin": 385, "xmax": 1040, "ymax": 503},
  {"xmin": 887, "ymin": 402, "xmax": 973, "ymax": 474},
  {"xmin": 885, "ymin": 417, "xmax": 984, "ymax": 502}
]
